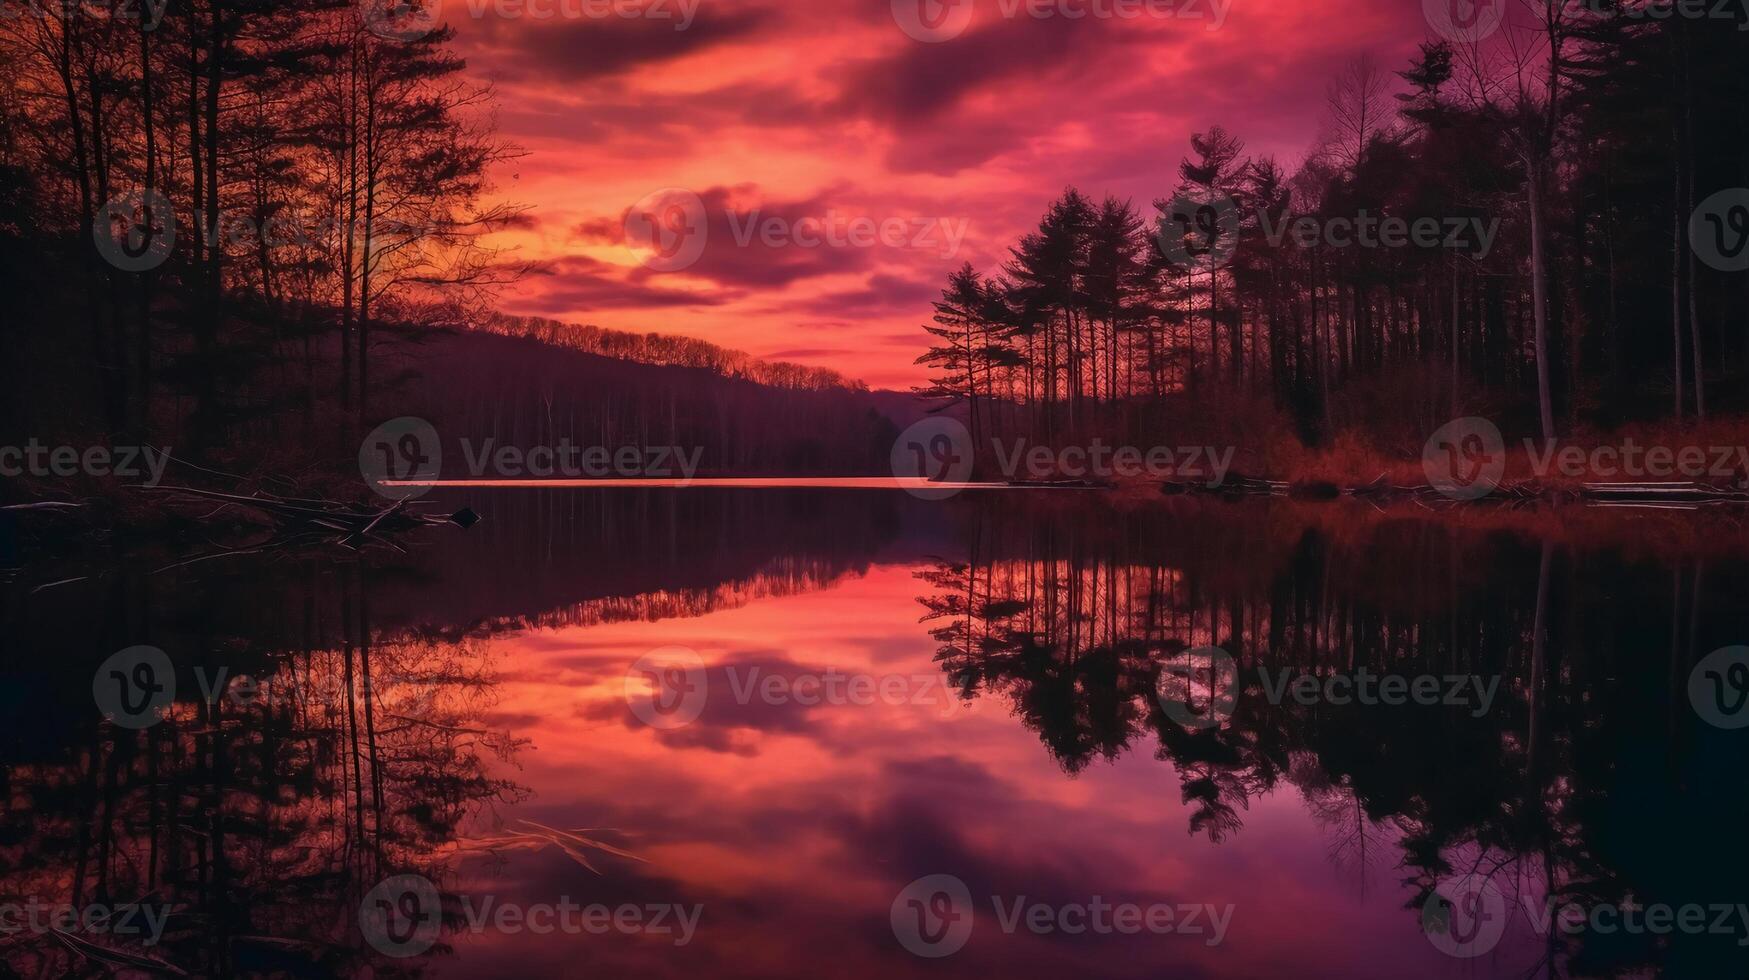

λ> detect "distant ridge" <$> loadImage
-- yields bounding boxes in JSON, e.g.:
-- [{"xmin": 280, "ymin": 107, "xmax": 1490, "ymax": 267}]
[{"xmin": 483, "ymin": 313, "xmax": 866, "ymax": 392}]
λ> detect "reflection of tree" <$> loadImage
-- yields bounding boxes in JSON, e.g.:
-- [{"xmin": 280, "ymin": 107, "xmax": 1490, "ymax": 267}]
[
  {"xmin": 916, "ymin": 507, "xmax": 1749, "ymax": 977},
  {"xmin": 0, "ymin": 570, "xmax": 525, "ymax": 977}
]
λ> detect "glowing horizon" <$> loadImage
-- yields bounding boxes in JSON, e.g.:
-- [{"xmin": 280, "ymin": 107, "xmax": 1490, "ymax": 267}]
[{"xmin": 454, "ymin": 0, "xmax": 1433, "ymax": 390}]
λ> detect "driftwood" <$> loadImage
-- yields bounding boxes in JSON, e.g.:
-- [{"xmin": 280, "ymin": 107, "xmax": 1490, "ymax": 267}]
[
  {"xmin": 1006, "ymin": 478, "xmax": 1114, "ymax": 490},
  {"xmin": 1163, "ymin": 475, "xmax": 1749, "ymax": 508},
  {"xmin": 0, "ymin": 501, "xmax": 86, "ymax": 512},
  {"xmin": 136, "ymin": 485, "xmax": 478, "ymax": 548}
]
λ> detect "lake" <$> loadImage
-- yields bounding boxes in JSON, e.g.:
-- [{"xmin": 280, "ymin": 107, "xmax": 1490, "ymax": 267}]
[{"xmin": 4, "ymin": 489, "xmax": 1747, "ymax": 978}]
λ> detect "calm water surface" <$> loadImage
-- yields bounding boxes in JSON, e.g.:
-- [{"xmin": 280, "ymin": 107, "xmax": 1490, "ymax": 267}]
[{"xmin": 3, "ymin": 490, "xmax": 1746, "ymax": 978}]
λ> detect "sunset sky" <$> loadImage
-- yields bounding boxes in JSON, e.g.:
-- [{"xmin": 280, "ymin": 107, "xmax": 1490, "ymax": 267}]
[{"xmin": 454, "ymin": 0, "xmax": 1434, "ymax": 390}]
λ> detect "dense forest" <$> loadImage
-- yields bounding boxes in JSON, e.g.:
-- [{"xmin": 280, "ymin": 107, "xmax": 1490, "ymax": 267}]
[
  {"xmin": 0, "ymin": 0, "xmax": 520, "ymax": 445},
  {"xmin": 485, "ymin": 314, "xmax": 865, "ymax": 392},
  {"xmin": 0, "ymin": 0, "xmax": 896, "ymax": 490},
  {"xmin": 916, "ymin": 6, "xmax": 1749, "ymax": 458}
]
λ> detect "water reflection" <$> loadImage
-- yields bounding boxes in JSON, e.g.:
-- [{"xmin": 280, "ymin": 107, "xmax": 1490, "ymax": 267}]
[
  {"xmin": 915, "ymin": 503, "xmax": 1749, "ymax": 977},
  {"xmin": 2, "ymin": 492, "xmax": 1746, "ymax": 977}
]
